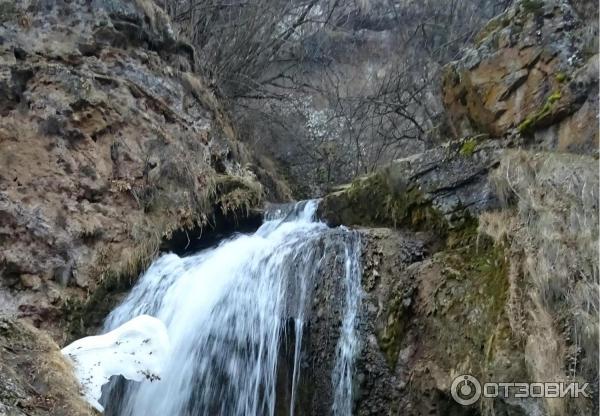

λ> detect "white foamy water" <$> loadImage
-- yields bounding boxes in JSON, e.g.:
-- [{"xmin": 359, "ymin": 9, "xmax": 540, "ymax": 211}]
[{"xmin": 102, "ymin": 201, "xmax": 361, "ymax": 416}]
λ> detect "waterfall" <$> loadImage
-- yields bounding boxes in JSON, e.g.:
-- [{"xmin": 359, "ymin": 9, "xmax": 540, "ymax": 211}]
[
  {"xmin": 101, "ymin": 201, "xmax": 362, "ymax": 416},
  {"xmin": 331, "ymin": 235, "xmax": 361, "ymax": 416}
]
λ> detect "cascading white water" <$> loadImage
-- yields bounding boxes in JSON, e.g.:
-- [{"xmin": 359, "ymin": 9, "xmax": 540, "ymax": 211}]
[
  {"xmin": 331, "ymin": 236, "xmax": 361, "ymax": 416},
  {"xmin": 102, "ymin": 201, "xmax": 361, "ymax": 416}
]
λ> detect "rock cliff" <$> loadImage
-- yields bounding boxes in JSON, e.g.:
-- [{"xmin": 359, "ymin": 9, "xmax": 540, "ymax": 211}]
[
  {"xmin": 0, "ymin": 0, "xmax": 283, "ymax": 342},
  {"xmin": 0, "ymin": 0, "xmax": 287, "ymax": 409},
  {"xmin": 316, "ymin": 1, "xmax": 598, "ymax": 415},
  {"xmin": 441, "ymin": 0, "xmax": 598, "ymax": 153}
]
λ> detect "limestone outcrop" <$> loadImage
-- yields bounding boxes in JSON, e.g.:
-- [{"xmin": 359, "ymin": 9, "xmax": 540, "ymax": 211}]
[
  {"xmin": 0, "ymin": 0, "xmax": 276, "ymax": 342},
  {"xmin": 442, "ymin": 0, "xmax": 598, "ymax": 153}
]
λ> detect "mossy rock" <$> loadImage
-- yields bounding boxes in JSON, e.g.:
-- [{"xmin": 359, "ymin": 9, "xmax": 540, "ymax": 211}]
[
  {"xmin": 318, "ymin": 171, "xmax": 448, "ymax": 234},
  {"xmin": 459, "ymin": 138, "xmax": 478, "ymax": 156},
  {"xmin": 555, "ymin": 72, "xmax": 568, "ymax": 83},
  {"xmin": 518, "ymin": 90, "xmax": 563, "ymax": 135},
  {"xmin": 421, "ymin": 225, "xmax": 526, "ymax": 383},
  {"xmin": 521, "ymin": 0, "xmax": 544, "ymax": 14},
  {"xmin": 475, "ymin": 12, "xmax": 511, "ymax": 44},
  {"xmin": 375, "ymin": 215, "xmax": 513, "ymax": 370},
  {"xmin": 215, "ymin": 175, "xmax": 263, "ymax": 218},
  {"xmin": 377, "ymin": 282, "xmax": 415, "ymax": 368}
]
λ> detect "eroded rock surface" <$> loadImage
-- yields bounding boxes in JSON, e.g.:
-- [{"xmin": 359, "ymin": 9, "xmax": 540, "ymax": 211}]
[
  {"xmin": 0, "ymin": 0, "xmax": 273, "ymax": 340},
  {"xmin": 442, "ymin": 0, "xmax": 598, "ymax": 153}
]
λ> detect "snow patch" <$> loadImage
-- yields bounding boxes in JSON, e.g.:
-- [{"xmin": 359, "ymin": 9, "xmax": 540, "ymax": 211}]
[{"xmin": 62, "ymin": 315, "xmax": 170, "ymax": 412}]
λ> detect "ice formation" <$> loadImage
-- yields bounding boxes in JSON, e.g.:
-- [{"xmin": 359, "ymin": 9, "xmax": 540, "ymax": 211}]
[{"xmin": 61, "ymin": 314, "xmax": 170, "ymax": 412}]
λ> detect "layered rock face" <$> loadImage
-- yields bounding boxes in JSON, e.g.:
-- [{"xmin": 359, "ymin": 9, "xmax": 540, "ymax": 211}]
[
  {"xmin": 442, "ymin": 0, "xmax": 598, "ymax": 153},
  {"xmin": 315, "ymin": 1, "xmax": 598, "ymax": 415},
  {"xmin": 0, "ymin": 0, "xmax": 275, "ymax": 342}
]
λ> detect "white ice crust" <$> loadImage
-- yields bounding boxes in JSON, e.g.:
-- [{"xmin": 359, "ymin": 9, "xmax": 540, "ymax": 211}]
[{"xmin": 61, "ymin": 314, "xmax": 170, "ymax": 412}]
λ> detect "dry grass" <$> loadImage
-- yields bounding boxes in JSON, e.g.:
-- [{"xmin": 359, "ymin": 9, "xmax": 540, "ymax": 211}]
[
  {"xmin": 480, "ymin": 150, "xmax": 598, "ymax": 416},
  {"xmin": 215, "ymin": 174, "xmax": 263, "ymax": 221},
  {"xmin": 0, "ymin": 318, "xmax": 96, "ymax": 415},
  {"xmin": 134, "ymin": 0, "xmax": 173, "ymax": 36}
]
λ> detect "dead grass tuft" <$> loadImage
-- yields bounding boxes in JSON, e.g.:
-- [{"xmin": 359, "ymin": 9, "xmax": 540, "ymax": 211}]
[
  {"xmin": 0, "ymin": 317, "xmax": 96, "ymax": 415},
  {"xmin": 480, "ymin": 150, "xmax": 598, "ymax": 416}
]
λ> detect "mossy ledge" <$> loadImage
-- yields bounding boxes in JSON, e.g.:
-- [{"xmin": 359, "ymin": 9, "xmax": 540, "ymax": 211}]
[{"xmin": 317, "ymin": 171, "xmax": 448, "ymax": 234}]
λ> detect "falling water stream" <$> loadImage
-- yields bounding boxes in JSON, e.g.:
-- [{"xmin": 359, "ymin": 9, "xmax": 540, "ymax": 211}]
[{"xmin": 101, "ymin": 201, "xmax": 361, "ymax": 416}]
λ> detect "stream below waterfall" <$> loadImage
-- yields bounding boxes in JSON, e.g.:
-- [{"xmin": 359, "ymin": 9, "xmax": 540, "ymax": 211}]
[{"xmin": 100, "ymin": 201, "xmax": 362, "ymax": 416}]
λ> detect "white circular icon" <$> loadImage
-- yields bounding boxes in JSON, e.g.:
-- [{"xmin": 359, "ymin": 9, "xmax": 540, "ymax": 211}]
[{"xmin": 451, "ymin": 374, "xmax": 482, "ymax": 406}]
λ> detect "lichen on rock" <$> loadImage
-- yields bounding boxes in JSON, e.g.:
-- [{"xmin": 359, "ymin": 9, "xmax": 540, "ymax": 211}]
[{"xmin": 442, "ymin": 0, "xmax": 598, "ymax": 153}]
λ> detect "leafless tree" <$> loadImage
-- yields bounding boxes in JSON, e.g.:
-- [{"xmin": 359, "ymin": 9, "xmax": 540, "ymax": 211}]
[
  {"xmin": 160, "ymin": 0, "xmax": 342, "ymax": 98},
  {"xmin": 158, "ymin": 0, "xmax": 514, "ymax": 195}
]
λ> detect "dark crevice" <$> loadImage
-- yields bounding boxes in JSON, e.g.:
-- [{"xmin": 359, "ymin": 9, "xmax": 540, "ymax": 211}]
[{"xmin": 161, "ymin": 208, "xmax": 264, "ymax": 256}]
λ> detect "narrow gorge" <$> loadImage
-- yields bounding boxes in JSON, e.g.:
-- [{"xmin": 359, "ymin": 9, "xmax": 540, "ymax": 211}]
[{"xmin": 0, "ymin": 1, "xmax": 598, "ymax": 416}]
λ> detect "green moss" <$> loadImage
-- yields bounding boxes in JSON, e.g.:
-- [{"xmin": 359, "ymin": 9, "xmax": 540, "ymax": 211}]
[
  {"xmin": 446, "ymin": 215, "xmax": 479, "ymax": 249},
  {"xmin": 384, "ymin": 187, "xmax": 446, "ymax": 232},
  {"xmin": 555, "ymin": 72, "xmax": 567, "ymax": 83},
  {"xmin": 517, "ymin": 90, "xmax": 562, "ymax": 135},
  {"xmin": 321, "ymin": 171, "xmax": 449, "ymax": 235},
  {"xmin": 425, "ymin": 224, "xmax": 511, "ymax": 376},
  {"xmin": 378, "ymin": 292, "xmax": 411, "ymax": 368},
  {"xmin": 459, "ymin": 138, "xmax": 478, "ymax": 156},
  {"xmin": 475, "ymin": 13, "xmax": 511, "ymax": 44},
  {"xmin": 375, "ymin": 215, "xmax": 513, "ymax": 374},
  {"xmin": 522, "ymin": 0, "xmax": 544, "ymax": 14},
  {"xmin": 377, "ymin": 216, "xmax": 481, "ymax": 368},
  {"xmin": 547, "ymin": 90, "xmax": 561, "ymax": 103}
]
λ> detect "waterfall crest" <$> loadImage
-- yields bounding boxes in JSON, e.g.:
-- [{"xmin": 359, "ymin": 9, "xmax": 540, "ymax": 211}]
[{"xmin": 102, "ymin": 201, "xmax": 361, "ymax": 416}]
